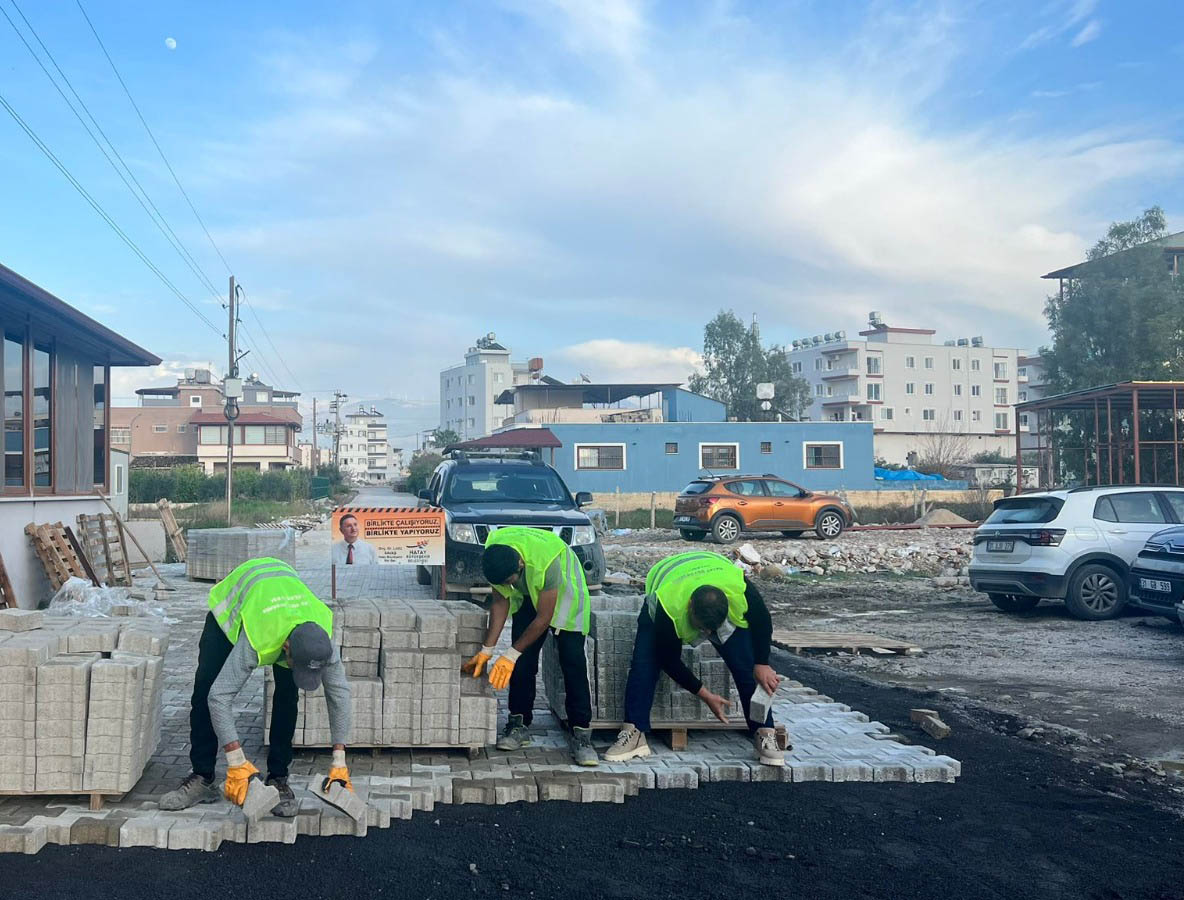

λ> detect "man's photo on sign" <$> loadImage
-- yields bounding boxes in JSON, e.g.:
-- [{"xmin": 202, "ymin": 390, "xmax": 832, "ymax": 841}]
[{"xmin": 332, "ymin": 513, "xmax": 378, "ymax": 565}]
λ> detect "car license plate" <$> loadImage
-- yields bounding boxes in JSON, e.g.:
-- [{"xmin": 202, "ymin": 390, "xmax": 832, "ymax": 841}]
[
  {"xmin": 674, "ymin": 516, "xmax": 693, "ymax": 523},
  {"xmin": 1139, "ymin": 577, "xmax": 1172, "ymax": 593},
  {"xmin": 986, "ymin": 540, "xmax": 1014, "ymax": 553}
]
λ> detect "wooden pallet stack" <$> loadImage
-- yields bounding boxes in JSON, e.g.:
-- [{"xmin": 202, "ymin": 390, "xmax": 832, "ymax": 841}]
[
  {"xmin": 75, "ymin": 514, "xmax": 132, "ymax": 587},
  {"xmin": 23, "ymin": 523, "xmax": 97, "ymax": 591}
]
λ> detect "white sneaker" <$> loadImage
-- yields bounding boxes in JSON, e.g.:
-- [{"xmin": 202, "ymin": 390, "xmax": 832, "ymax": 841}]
[
  {"xmin": 604, "ymin": 724, "xmax": 652, "ymax": 762},
  {"xmin": 754, "ymin": 727, "xmax": 785, "ymax": 767}
]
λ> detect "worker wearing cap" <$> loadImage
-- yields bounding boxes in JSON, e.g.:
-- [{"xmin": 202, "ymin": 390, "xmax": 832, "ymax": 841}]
[
  {"xmin": 462, "ymin": 527, "xmax": 597, "ymax": 765},
  {"xmin": 605, "ymin": 551, "xmax": 788, "ymax": 766},
  {"xmin": 161, "ymin": 557, "xmax": 353, "ymax": 816}
]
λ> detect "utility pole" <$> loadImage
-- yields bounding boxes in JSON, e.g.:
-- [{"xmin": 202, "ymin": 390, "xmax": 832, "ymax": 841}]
[
  {"xmin": 330, "ymin": 390, "xmax": 348, "ymax": 478},
  {"xmin": 223, "ymin": 277, "xmax": 244, "ymax": 525},
  {"xmin": 311, "ymin": 397, "xmax": 318, "ymax": 476}
]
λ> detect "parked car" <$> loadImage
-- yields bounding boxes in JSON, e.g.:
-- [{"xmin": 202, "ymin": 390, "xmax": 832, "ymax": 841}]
[
  {"xmin": 415, "ymin": 450, "xmax": 605, "ymax": 598},
  {"xmin": 969, "ymin": 485, "xmax": 1184, "ymax": 620},
  {"xmin": 672, "ymin": 474, "xmax": 854, "ymax": 544},
  {"xmin": 1127, "ymin": 526, "xmax": 1184, "ymax": 620}
]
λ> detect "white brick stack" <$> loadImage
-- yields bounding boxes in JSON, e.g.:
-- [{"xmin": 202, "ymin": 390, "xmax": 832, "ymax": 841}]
[{"xmin": 186, "ymin": 528, "xmax": 297, "ymax": 581}]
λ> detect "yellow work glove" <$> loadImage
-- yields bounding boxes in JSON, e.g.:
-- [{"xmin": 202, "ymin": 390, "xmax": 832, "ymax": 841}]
[
  {"xmin": 488, "ymin": 648, "xmax": 521, "ymax": 691},
  {"xmin": 461, "ymin": 646, "xmax": 496, "ymax": 678},
  {"xmin": 325, "ymin": 749, "xmax": 353, "ymax": 793},
  {"xmin": 223, "ymin": 748, "xmax": 259, "ymax": 806}
]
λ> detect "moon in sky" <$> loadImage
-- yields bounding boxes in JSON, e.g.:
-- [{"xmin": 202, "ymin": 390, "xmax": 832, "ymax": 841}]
[{"xmin": 165, "ymin": 37, "xmax": 177, "ymax": 50}]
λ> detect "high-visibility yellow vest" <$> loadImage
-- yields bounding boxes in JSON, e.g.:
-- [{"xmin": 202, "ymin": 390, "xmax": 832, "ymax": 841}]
[
  {"xmin": 485, "ymin": 527, "xmax": 590, "ymax": 634},
  {"xmin": 644, "ymin": 552, "xmax": 748, "ymax": 644},
  {"xmin": 207, "ymin": 557, "xmax": 333, "ymax": 666}
]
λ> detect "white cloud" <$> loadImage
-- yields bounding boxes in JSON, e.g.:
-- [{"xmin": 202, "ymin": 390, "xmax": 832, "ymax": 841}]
[
  {"xmin": 1071, "ymin": 19, "xmax": 1102, "ymax": 47},
  {"xmin": 553, "ymin": 340, "xmax": 702, "ymax": 384},
  {"xmin": 1020, "ymin": 0, "xmax": 1098, "ymax": 50},
  {"xmin": 501, "ymin": 0, "xmax": 646, "ymax": 58}
]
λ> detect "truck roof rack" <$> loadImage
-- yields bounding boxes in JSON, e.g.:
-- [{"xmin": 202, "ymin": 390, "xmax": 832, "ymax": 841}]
[{"xmin": 446, "ymin": 449, "xmax": 544, "ymax": 466}]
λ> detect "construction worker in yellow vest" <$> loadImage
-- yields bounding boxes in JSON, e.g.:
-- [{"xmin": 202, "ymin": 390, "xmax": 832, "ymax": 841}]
[
  {"xmin": 160, "ymin": 558, "xmax": 353, "ymax": 816},
  {"xmin": 605, "ymin": 551, "xmax": 789, "ymax": 766},
  {"xmin": 461, "ymin": 527, "xmax": 597, "ymax": 765}
]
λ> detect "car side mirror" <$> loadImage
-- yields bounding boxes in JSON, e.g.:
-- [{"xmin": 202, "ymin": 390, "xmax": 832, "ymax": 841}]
[
  {"xmin": 798, "ymin": 490, "xmax": 810, "ymax": 499},
  {"xmin": 417, "ymin": 489, "xmax": 433, "ymax": 502},
  {"xmin": 575, "ymin": 491, "xmax": 593, "ymax": 507}
]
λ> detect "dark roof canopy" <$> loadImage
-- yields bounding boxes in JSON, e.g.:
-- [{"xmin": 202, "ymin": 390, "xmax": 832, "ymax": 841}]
[
  {"xmin": 1042, "ymin": 230, "xmax": 1184, "ymax": 280},
  {"xmin": 451, "ymin": 428, "xmax": 562, "ymax": 450},
  {"xmin": 1017, "ymin": 381, "xmax": 1184, "ymax": 413},
  {"xmin": 493, "ymin": 382, "xmax": 679, "ymax": 405},
  {"xmin": 0, "ymin": 262, "xmax": 160, "ymax": 366},
  {"xmin": 135, "ymin": 386, "xmax": 181, "ymax": 396}
]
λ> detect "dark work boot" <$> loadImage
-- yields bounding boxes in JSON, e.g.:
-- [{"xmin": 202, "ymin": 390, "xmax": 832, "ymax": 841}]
[
  {"xmin": 265, "ymin": 775, "xmax": 299, "ymax": 817},
  {"xmin": 496, "ymin": 714, "xmax": 532, "ymax": 751}
]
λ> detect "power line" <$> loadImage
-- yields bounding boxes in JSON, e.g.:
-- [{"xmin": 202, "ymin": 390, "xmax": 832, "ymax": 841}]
[
  {"xmin": 1, "ymin": 0, "xmax": 224, "ymax": 304},
  {"xmin": 75, "ymin": 0, "xmax": 234, "ymax": 276},
  {"xmin": 0, "ymin": 88, "xmax": 221, "ymax": 335},
  {"xmin": 237, "ymin": 287, "xmax": 303, "ymax": 390}
]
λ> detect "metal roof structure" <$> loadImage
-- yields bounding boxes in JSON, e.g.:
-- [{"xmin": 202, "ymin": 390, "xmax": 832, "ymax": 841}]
[
  {"xmin": 449, "ymin": 428, "xmax": 563, "ymax": 450},
  {"xmin": 1042, "ymin": 231, "xmax": 1184, "ymax": 281},
  {"xmin": 493, "ymin": 382, "xmax": 680, "ymax": 406}
]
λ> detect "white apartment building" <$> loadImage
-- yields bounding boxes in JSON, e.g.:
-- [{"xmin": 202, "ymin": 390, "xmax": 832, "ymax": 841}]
[
  {"xmin": 1017, "ymin": 354, "xmax": 1049, "ymax": 453},
  {"xmin": 439, "ymin": 333, "xmax": 535, "ymax": 440},
  {"xmin": 338, "ymin": 409, "xmax": 400, "ymax": 484},
  {"xmin": 789, "ymin": 313, "xmax": 1026, "ymax": 465}
]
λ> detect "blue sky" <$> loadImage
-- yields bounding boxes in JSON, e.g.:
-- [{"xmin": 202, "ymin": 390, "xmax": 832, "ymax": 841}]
[{"xmin": 1, "ymin": 0, "xmax": 1181, "ymax": 445}]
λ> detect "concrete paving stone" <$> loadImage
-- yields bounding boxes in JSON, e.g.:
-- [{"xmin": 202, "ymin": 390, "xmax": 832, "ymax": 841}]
[
  {"xmin": 167, "ymin": 818, "xmax": 224, "ymax": 851},
  {"xmin": 579, "ymin": 778, "xmax": 625, "ymax": 804},
  {"xmin": 295, "ymin": 800, "xmax": 321, "ymax": 837},
  {"xmin": 242, "ymin": 780, "xmax": 281, "ymax": 822},
  {"xmin": 789, "ymin": 763, "xmax": 832, "ymax": 782},
  {"xmin": 932, "ymin": 755, "xmax": 962, "ymax": 777},
  {"xmin": 0, "ymin": 824, "xmax": 47, "ymax": 854},
  {"xmin": 911, "ymin": 762, "xmax": 958, "ymax": 783},
  {"xmin": 246, "ymin": 814, "xmax": 299, "ymax": 844},
  {"xmin": 831, "ymin": 763, "xmax": 875, "ymax": 782},
  {"xmin": 69, "ymin": 815, "xmax": 127, "ymax": 847}
]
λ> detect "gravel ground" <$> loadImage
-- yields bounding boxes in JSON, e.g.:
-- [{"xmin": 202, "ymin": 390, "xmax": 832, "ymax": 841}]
[{"xmin": 604, "ymin": 528, "xmax": 1184, "ymax": 775}]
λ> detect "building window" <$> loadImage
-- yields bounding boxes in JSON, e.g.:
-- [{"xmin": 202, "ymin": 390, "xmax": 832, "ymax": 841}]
[
  {"xmin": 114, "ymin": 462, "xmax": 124, "ymax": 495},
  {"xmin": 994, "ymin": 361, "xmax": 1007, "ymax": 379},
  {"xmin": 867, "ymin": 383, "xmax": 881, "ymax": 401},
  {"xmin": 880, "ymin": 407, "xmax": 894, "ymax": 421},
  {"xmin": 468, "ymin": 374, "xmax": 475, "ymax": 385},
  {"xmin": 972, "ymin": 410, "xmax": 982, "ymax": 422},
  {"xmin": 951, "ymin": 358, "xmax": 961, "ymax": 371},
  {"xmin": 804, "ymin": 442, "xmax": 843, "ymax": 469},
  {"xmin": 199, "ymin": 425, "xmax": 226, "ymax": 444},
  {"xmin": 252, "ymin": 391, "xmax": 268, "ymax": 403},
  {"xmin": 791, "ymin": 361, "xmax": 802, "ymax": 374},
  {"xmin": 665, "ymin": 442, "xmax": 678, "ymax": 454},
  {"xmin": 905, "ymin": 382, "xmax": 915, "ymax": 395},
  {"xmin": 971, "ymin": 359, "xmax": 981, "ymax": 372},
  {"xmin": 924, "ymin": 383, "xmax": 934, "ymax": 396},
  {"xmin": 176, "ymin": 424, "xmax": 187, "ymax": 433},
  {"xmin": 93, "ymin": 365, "xmax": 107, "ymax": 487},
  {"xmin": 904, "ymin": 407, "xmax": 911, "ymax": 416},
  {"xmin": 575, "ymin": 444, "xmax": 626, "ymax": 470},
  {"xmin": 1018, "ymin": 367, "xmax": 1027, "ymax": 378},
  {"xmin": 971, "ymin": 385, "xmax": 982, "ymax": 397},
  {"xmin": 905, "ymin": 356, "xmax": 915, "ymax": 369},
  {"xmin": 953, "ymin": 409, "xmax": 963, "ymax": 422},
  {"xmin": 825, "ymin": 385, "xmax": 834, "ymax": 397},
  {"xmin": 1019, "ymin": 390, "xmax": 1027, "ymax": 402},
  {"xmin": 866, "ymin": 356, "xmax": 882, "ymax": 375},
  {"xmin": 700, "ymin": 443, "xmax": 738, "ymax": 469},
  {"xmin": 3, "ymin": 334, "xmax": 24, "ymax": 487},
  {"xmin": 995, "ymin": 388, "xmax": 1008, "ymax": 405},
  {"xmin": 493, "ymin": 372, "xmax": 504, "ymax": 383},
  {"xmin": 468, "ymin": 396, "xmax": 476, "ymax": 406},
  {"xmin": 760, "ymin": 441, "xmax": 772, "ymax": 454},
  {"xmin": 953, "ymin": 384, "xmax": 962, "ymax": 397},
  {"xmin": 32, "ymin": 345, "xmax": 51, "ymax": 488},
  {"xmin": 189, "ymin": 395, "xmax": 202, "ymax": 407},
  {"xmin": 153, "ymin": 423, "xmax": 168, "ymax": 433},
  {"xmin": 814, "ymin": 359, "xmax": 821, "ymax": 370},
  {"xmin": 1019, "ymin": 413, "xmax": 1029, "ymax": 427},
  {"xmin": 922, "ymin": 409, "xmax": 936, "ymax": 421},
  {"xmin": 468, "ymin": 418, "xmax": 475, "ymax": 427},
  {"xmin": 995, "ymin": 412, "xmax": 1009, "ymax": 430},
  {"xmin": 110, "ymin": 426, "xmax": 130, "ymax": 445},
  {"xmin": 924, "ymin": 357, "xmax": 934, "ymax": 369},
  {"xmin": 815, "ymin": 384, "xmax": 825, "ymax": 397}
]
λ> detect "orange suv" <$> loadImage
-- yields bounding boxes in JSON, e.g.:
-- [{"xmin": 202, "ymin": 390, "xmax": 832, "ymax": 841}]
[{"xmin": 672, "ymin": 475, "xmax": 854, "ymax": 543}]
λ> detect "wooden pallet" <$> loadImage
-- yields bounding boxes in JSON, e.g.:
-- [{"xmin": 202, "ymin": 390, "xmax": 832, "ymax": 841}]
[
  {"xmin": 0, "ymin": 550, "xmax": 16, "ymax": 608},
  {"xmin": 282, "ymin": 742, "xmax": 485, "ymax": 760},
  {"xmin": 157, "ymin": 499, "xmax": 187, "ymax": 562},
  {"xmin": 24, "ymin": 522, "xmax": 95, "ymax": 591},
  {"xmin": 771, "ymin": 628, "xmax": 922, "ymax": 656},
  {"xmin": 0, "ymin": 789, "xmax": 122, "ymax": 811},
  {"xmin": 76, "ymin": 513, "xmax": 132, "ymax": 587},
  {"xmin": 588, "ymin": 718, "xmax": 749, "ymax": 751}
]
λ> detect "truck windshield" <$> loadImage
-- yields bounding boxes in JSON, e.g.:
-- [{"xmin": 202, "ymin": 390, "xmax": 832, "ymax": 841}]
[{"xmin": 445, "ymin": 467, "xmax": 571, "ymax": 504}]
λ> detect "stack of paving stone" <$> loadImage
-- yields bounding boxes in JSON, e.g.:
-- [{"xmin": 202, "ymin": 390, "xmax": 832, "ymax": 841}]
[
  {"xmin": 264, "ymin": 598, "xmax": 497, "ymax": 749},
  {"xmin": 186, "ymin": 528, "xmax": 296, "ymax": 581},
  {"xmin": 542, "ymin": 595, "xmax": 741, "ymax": 725},
  {"xmin": 0, "ymin": 608, "xmax": 169, "ymax": 797}
]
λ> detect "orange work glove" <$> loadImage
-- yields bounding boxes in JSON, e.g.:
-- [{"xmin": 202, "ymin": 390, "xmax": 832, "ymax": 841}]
[
  {"xmin": 325, "ymin": 748, "xmax": 353, "ymax": 792},
  {"xmin": 488, "ymin": 648, "xmax": 521, "ymax": 691},
  {"xmin": 223, "ymin": 748, "xmax": 259, "ymax": 806},
  {"xmin": 461, "ymin": 646, "xmax": 496, "ymax": 678}
]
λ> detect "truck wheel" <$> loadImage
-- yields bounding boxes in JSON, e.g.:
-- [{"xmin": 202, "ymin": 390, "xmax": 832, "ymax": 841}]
[
  {"xmin": 1064, "ymin": 564, "xmax": 1125, "ymax": 620},
  {"xmin": 711, "ymin": 515, "xmax": 742, "ymax": 544},
  {"xmin": 988, "ymin": 593, "xmax": 1040, "ymax": 613}
]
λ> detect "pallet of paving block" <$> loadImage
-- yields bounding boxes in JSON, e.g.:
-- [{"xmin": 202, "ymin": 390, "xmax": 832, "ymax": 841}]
[
  {"xmin": 771, "ymin": 628, "xmax": 922, "ymax": 656},
  {"xmin": 588, "ymin": 718, "xmax": 749, "ymax": 751},
  {"xmin": 0, "ymin": 789, "xmax": 123, "ymax": 812}
]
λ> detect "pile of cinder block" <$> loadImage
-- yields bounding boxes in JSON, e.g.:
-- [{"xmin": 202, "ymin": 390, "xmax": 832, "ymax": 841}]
[
  {"xmin": 0, "ymin": 608, "xmax": 169, "ymax": 796},
  {"xmin": 264, "ymin": 598, "xmax": 497, "ymax": 749},
  {"xmin": 186, "ymin": 528, "xmax": 296, "ymax": 581},
  {"xmin": 542, "ymin": 596, "xmax": 741, "ymax": 725}
]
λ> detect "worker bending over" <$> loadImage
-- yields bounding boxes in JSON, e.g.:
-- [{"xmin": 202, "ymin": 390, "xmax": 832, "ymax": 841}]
[
  {"xmin": 161, "ymin": 557, "xmax": 353, "ymax": 816},
  {"xmin": 605, "ymin": 551, "xmax": 788, "ymax": 766},
  {"xmin": 462, "ymin": 527, "xmax": 598, "ymax": 766}
]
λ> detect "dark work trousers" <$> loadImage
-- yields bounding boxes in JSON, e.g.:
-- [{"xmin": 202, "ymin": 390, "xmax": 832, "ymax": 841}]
[
  {"xmin": 507, "ymin": 601, "xmax": 592, "ymax": 729},
  {"xmin": 623, "ymin": 608, "xmax": 774, "ymax": 734},
  {"xmin": 189, "ymin": 612, "xmax": 298, "ymax": 780}
]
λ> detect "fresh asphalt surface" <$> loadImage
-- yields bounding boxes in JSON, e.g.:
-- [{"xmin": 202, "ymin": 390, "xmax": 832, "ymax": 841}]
[{"xmin": 10, "ymin": 650, "xmax": 1184, "ymax": 900}]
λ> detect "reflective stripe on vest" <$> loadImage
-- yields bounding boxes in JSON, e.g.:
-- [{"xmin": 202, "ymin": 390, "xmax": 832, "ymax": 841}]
[
  {"xmin": 207, "ymin": 557, "xmax": 333, "ymax": 665},
  {"xmin": 485, "ymin": 527, "xmax": 590, "ymax": 634},
  {"xmin": 643, "ymin": 552, "xmax": 748, "ymax": 644}
]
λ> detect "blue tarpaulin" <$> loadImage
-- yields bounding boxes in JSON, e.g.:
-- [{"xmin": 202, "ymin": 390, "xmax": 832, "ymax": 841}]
[{"xmin": 875, "ymin": 467, "xmax": 947, "ymax": 482}]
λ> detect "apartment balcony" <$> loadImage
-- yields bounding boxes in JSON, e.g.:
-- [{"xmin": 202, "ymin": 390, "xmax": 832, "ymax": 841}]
[
  {"xmin": 821, "ymin": 368, "xmax": 860, "ymax": 380},
  {"xmin": 821, "ymin": 396, "xmax": 861, "ymax": 406}
]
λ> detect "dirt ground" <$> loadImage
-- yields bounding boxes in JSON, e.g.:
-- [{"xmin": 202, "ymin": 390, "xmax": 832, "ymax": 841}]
[{"xmin": 603, "ymin": 528, "xmax": 1184, "ymax": 781}]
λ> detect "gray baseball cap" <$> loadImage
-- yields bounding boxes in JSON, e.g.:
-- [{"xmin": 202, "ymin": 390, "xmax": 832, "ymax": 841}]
[{"xmin": 288, "ymin": 622, "xmax": 333, "ymax": 690}]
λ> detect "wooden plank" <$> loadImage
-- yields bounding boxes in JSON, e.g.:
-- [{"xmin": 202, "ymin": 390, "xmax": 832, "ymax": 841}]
[
  {"xmin": 771, "ymin": 628, "xmax": 921, "ymax": 655},
  {"xmin": 106, "ymin": 514, "xmax": 133, "ymax": 585},
  {"xmin": 63, "ymin": 526, "xmax": 101, "ymax": 587},
  {"xmin": 79, "ymin": 514, "xmax": 116, "ymax": 586},
  {"xmin": 0, "ymin": 551, "xmax": 17, "ymax": 608},
  {"xmin": 157, "ymin": 498, "xmax": 187, "ymax": 561}
]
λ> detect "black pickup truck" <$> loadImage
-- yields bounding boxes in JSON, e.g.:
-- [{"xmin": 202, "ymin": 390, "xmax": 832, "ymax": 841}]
[{"xmin": 415, "ymin": 450, "xmax": 606, "ymax": 599}]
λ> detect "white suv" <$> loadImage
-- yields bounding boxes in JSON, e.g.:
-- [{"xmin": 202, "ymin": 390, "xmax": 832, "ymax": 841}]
[{"xmin": 969, "ymin": 486, "xmax": 1184, "ymax": 620}]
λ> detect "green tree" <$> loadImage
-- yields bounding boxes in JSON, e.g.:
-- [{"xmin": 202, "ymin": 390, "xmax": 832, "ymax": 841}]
[
  {"xmin": 688, "ymin": 310, "xmax": 812, "ymax": 420},
  {"xmin": 407, "ymin": 452, "xmax": 442, "ymax": 494},
  {"xmin": 1043, "ymin": 207, "xmax": 1184, "ymax": 391},
  {"xmin": 430, "ymin": 428, "xmax": 460, "ymax": 448}
]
